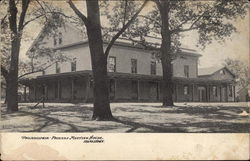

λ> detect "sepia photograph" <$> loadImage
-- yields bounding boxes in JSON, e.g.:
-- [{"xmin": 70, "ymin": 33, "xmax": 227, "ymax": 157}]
[{"xmin": 0, "ymin": 0, "xmax": 249, "ymax": 160}]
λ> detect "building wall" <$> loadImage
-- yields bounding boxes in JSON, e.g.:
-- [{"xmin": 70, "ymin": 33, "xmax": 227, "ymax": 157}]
[
  {"xmin": 43, "ymin": 45, "xmax": 92, "ymax": 75},
  {"xmin": 39, "ymin": 23, "xmax": 84, "ymax": 49},
  {"xmin": 172, "ymin": 55, "xmax": 198, "ymax": 78},
  {"xmin": 39, "ymin": 43, "xmax": 199, "ymax": 79}
]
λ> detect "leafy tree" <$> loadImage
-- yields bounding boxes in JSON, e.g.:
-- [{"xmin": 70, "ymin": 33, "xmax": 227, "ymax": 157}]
[
  {"xmin": 224, "ymin": 58, "xmax": 249, "ymax": 88},
  {"xmin": 115, "ymin": 0, "xmax": 248, "ymax": 106},
  {"xmin": 0, "ymin": 0, "xmax": 68, "ymax": 112},
  {"xmin": 67, "ymin": 0, "xmax": 148, "ymax": 120}
]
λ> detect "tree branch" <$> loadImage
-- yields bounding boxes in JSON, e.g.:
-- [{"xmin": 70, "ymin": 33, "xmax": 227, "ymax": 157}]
[
  {"xmin": 22, "ymin": 14, "xmax": 45, "ymax": 28},
  {"xmin": 1, "ymin": 65, "xmax": 9, "ymax": 80},
  {"xmin": 104, "ymin": 0, "xmax": 149, "ymax": 57},
  {"xmin": 18, "ymin": 61, "xmax": 56, "ymax": 79},
  {"xmin": 127, "ymin": 37, "xmax": 160, "ymax": 51},
  {"xmin": 18, "ymin": 0, "xmax": 30, "ymax": 31},
  {"xmin": 35, "ymin": 0, "xmax": 49, "ymax": 21},
  {"xmin": 67, "ymin": 0, "xmax": 89, "ymax": 26},
  {"xmin": 138, "ymin": 15, "xmax": 162, "ymax": 27},
  {"xmin": 1, "ymin": 14, "xmax": 7, "ymax": 26},
  {"xmin": 171, "ymin": 26, "xmax": 199, "ymax": 34}
]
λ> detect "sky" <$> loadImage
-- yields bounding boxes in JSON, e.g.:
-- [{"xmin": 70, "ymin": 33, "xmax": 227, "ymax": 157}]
[{"xmin": 19, "ymin": 0, "xmax": 249, "ymax": 69}]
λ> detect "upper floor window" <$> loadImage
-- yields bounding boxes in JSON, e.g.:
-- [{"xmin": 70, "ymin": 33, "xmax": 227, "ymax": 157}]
[
  {"xmin": 184, "ymin": 65, "xmax": 189, "ymax": 78},
  {"xmin": 131, "ymin": 59, "xmax": 137, "ymax": 74},
  {"xmin": 56, "ymin": 62, "xmax": 60, "ymax": 73},
  {"xmin": 108, "ymin": 56, "xmax": 116, "ymax": 72},
  {"xmin": 151, "ymin": 61, "xmax": 156, "ymax": 75},
  {"xmin": 184, "ymin": 85, "xmax": 189, "ymax": 95},
  {"xmin": 53, "ymin": 36, "xmax": 57, "ymax": 46},
  {"xmin": 71, "ymin": 58, "xmax": 76, "ymax": 72},
  {"xmin": 212, "ymin": 86, "xmax": 217, "ymax": 96},
  {"xmin": 58, "ymin": 32, "xmax": 62, "ymax": 44},
  {"xmin": 220, "ymin": 69, "xmax": 225, "ymax": 75}
]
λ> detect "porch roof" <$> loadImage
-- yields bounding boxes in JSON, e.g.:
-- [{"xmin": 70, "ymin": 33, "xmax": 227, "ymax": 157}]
[{"xmin": 19, "ymin": 70, "xmax": 235, "ymax": 85}]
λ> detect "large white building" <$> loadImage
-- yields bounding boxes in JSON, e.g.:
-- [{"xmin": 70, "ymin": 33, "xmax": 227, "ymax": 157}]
[{"xmin": 20, "ymin": 23, "xmax": 236, "ymax": 103}]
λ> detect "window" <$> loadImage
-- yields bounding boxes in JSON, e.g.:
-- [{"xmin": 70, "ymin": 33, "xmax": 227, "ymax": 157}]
[
  {"xmin": 71, "ymin": 59, "xmax": 76, "ymax": 72},
  {"xmin": 213, "ymin": 86, "xmax": 217, "ymax": 96},
  {"xmin": 229, "ymin": 85, "xmax": 233, "ymax": 97},
  {"xmin": 171, "ymin": 64, "xmax": 174, "ymax": 75},
  {"xmin": 42, "ymin": 70, "xmax": 45, "ymax": 75},
  {"xmin": 151, "ymin": 61, "xmax": 156, "ymax": 75},
  {"xmin": 184, "ymin": 65, "xmax": 189, "ymax": 78},
  {"xmin": 184, "ymin": 85, "xmax": 189, "ymax": 95},
  {"xmin": 108, "ymin": 56, "xmax": 116, "ymax": 72},
  {"xmin": 58, "ymin": 32, "xmax": 62, "ymax": 44},
  {"xmin": 53, "ymin": 36, "xmax": 57, "ymax": 46},
  {"xmin": 56, "ymin": 62, "xmax": 60, "ymax": 73},
  {"xmin": 109, "ymin": 79, "xmax": 115, "ymax": 93},
  {"xmin": 131, "ymin": 59, "xmax": 137, "ymax": 74},
  {"xmin": 220, "ymin": 70, "xmax": 225, "ymax": 75}
]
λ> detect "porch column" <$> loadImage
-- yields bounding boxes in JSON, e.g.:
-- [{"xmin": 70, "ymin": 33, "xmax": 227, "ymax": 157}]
[
  {"xmin": 57, "ymin": 80, "xmax": 60, "ymax": 100},
  {"xmin": 71, "ymin": 78, "xmax": 75, "ymax": 101},
  {"xmin": 156, "ymin": 81, "xmax": 159, "ymax": 101},
  {"xmin": 24, "ymin": 86, "xmax": 27, "ymax": 102},
  {"xmin": 114, "ymin": 79, "xmax": 117, "ymax": 100},
  {"xmin": 225, "ymin": 85, "xmax": 228, "ymax": 102},
  {"xmin": 233, "ymin": 85, "xmax": 236, "ymax": 102},
  {"xmin": 34, "ymin": 84, "xmax": 37, "ymax": 101},
  {"xmin": 85, "ymin": 75, "xmax": 90, "ymax": 103},
  {"xmin": 175, "ymin": 83, "xmax": 178, "ymax": 102},
  {"xmin": 137, "ymin": 80, "xmax": 140, "ymax": 101},
  {"xmin": 44, "ymin": 84, "xmax": 48, "ymax": 100},
  {"xmin": 220, "ymin": 85, "xmax": 222, "ymax": 102},
  {"xmin": 192, "ymin": 84, "xmax": 195, "ymax": 102},
  {"xmin": 206, "ymin": 85, "xmax": 210, "ymax": 102}
]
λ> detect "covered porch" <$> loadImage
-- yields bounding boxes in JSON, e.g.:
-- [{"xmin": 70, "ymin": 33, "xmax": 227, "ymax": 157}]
[{"xmin": 19, "ymin": 71, "xmax": 236, "ymax": 103}]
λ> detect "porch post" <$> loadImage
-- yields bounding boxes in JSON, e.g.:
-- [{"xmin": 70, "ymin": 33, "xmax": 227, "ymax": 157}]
[
  {"xmin": 225, "ymin": 85, "xmax": 228, "ymax": 102},
  {"xmin": 192, "ymin": 84, "xmax": 194, "ymax": 102},
  {"xmin": 233, "ymin": 85, "xmax": 236, "ymax": 102},
  {"xmin": 44, "ymin": 84, "xmax": 48, "ymax": 100},
  {"xmin": 24, "ymin": 86, "xmax": 27, "ymax": 102},
  {"xmin": 137, "ymin": 80, "xmax": 140, "ymax": 101},
  {"xmin": 220, "ymin": 85, "xmax": 222, "ymax": 102},
  {"xmin": 206, "ymin": 85, "xmax": 210, "ymax": 102},
  {"xmin": 175, "ymin": 83, "xmax": 178, "ymax": 102},
  {"xmin": 34, "ymin": 83, "xmax": 37, "ymax": 101},
  {"xmin": 114, "ymin": 79, "xmax": 117, "ymax": 100},
  {"xmin": 85, "ymin": 75, "xmax": 90, "ymax": 103},
  {"xmin": 156, "ymin": 81, "xmax": 159, "ymax": 101},
  {"xmin": 57, "ymin": 80, "xmax": 60, "ymax": 100},
  {"xmin": 71, "ymin": 78, "xmax": 75, "ymax": 101}
]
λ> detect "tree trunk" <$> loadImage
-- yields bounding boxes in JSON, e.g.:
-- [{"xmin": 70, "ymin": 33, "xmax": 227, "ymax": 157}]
[
  {"xmin": 7, "ymin": 37, "xmax": 21, "ymax": 112},
  {"xmin": 4, "ymin": 80, "xmax": 8, "ymax": 104},
  {"xmin": 1, "ymin": 66, "xmax": 9, "ymax": 104},
  {"xmin": 86, "ymin": 0, "xmax": 113, "ymax": 120},
  {"xmin": 6, "ymin": 0, "xmax": 20, "ymax": 112},
  {"xmin": 159, "ymin": 0, "xmax": 174, "ymax": 107}
]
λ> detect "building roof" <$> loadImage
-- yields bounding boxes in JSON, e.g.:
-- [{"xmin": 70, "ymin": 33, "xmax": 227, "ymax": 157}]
[
  {"xmin": 198, "ymin": 66, "xmax": 235, "ymax": 78},
  {"xmin": 53, "ymin": 39, "xmax": 202, "ymax": 57},
  {"xmin": 198, "ymin": 66, "xmax": 223, "ymax": 76},
  {"xmin": 20, "ymin": 70, "xmax": 235, "ymax": 86}
]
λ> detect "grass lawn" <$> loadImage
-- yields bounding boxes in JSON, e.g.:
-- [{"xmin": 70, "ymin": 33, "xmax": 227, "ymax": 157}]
[{"xmin": 1, "ymin": 102, "xmax": 249, "ymax": 132}]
